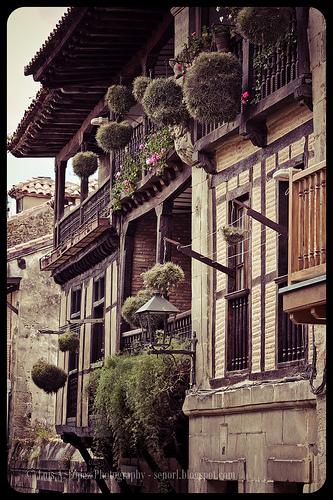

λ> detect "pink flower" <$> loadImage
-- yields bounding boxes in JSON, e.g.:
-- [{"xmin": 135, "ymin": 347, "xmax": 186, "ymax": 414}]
[
  {"xmin": 176, "ymin": 63, "xmax": 183, "ymax": 71},
  {"xmin": 139, "ymin": 143, "xmax": 145, "ymax": 150},
  {"xmin": 242, "ymin": 91, "xmax": 250, "ymax": 98},
  {"xmin": 191, "ymin": 32, "xmax": 196, "ymax": 37},
  {"xmin": 161, "ymin": 148, "xmax": 166, "ymax": 153},
  {"xmin": 146, "ymin": 158, "xmax": 152, "ymax": 165}
]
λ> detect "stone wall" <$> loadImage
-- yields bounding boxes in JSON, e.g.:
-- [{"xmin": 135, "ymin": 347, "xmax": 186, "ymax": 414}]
[
  {"xmin": 7, "ymin": 247, "xmax": 61, "ymax": 444},
  {"xmin": 7, "ymin": 202, "xmax": 54, "ymax": 248},
  {"xmin": 183, "ymin": 379, "xmax": 317, "ymax": 493}
]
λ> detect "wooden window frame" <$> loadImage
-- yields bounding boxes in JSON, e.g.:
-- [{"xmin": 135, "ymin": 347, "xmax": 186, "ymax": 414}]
[{"xmin": 90, "ymin": 273, "xmax": 105, "ymax": 364}]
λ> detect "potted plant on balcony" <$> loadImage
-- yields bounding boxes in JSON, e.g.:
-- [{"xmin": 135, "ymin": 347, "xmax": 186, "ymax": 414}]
[
  {"xmin": 96, "ymin": 121, "xmax": 133, "ymax": 152},
  {"xmin": 106, "ymin": 84, "xmax": 135, "ymax": 115},
  {"xmin": 111, "ymin": 152, "xmax": 141, "ymax": 211},
  {"xmin": 235, "ymin": 7, "xmax": 292, "ymax": 46},
  {"xmin": 132, "ymin": 76, "xmax": 152, "ymax": 103},
  {"xmin": 58, "ymin": 331, "xmax": 80, "ymax": 353},
  {"xmin": 174, "ymin": 26, "xmax": 212, "ymax": 68},
  {"xmin": 142, "ymin": 77, "xmax": 190, "ymax": 127},
  {"xmin": 221, "ymin": 225, "xmax": 247, "ymax": 244},
  {"xmin": 211, "ymin": 24, "xmax": 230, "ymax": 53},
  {"xmin": 141, "ymin": 262, "xmax": 185, "ymax": 296},
  {"xmin": 183, "ymin": 51, "xmax": 242, "ymax": 124},
  {"xmin": 139, "ymin": 127, "xmax": 173, "ymax": 176},
  {"xmin": 31, "ymin": 360, "xmax": 67, "ymax": 394},
  {"xmin": 72, "ymin": 151, "xmax": 99, "ymax": 178}
]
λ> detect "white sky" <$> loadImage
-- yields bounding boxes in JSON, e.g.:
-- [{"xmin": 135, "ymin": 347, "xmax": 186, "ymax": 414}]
[{"xmin": 7, "ymin": 7, "xmax": 89, "ymax": 215}]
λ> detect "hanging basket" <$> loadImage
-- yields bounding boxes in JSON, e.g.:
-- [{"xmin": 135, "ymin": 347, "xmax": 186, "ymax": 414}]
[
  {"xmin": 235, "ymin": 7, "xmax": 292, "ymax": 46},
  {"xmin": 132, "ymin": 76, "xmax": 151, "ymax": 103},
  {"xmin": 58, "ymin": 331, "xmax": 80, "ymax": 353},
  {"xmin": 142, "ymin": 77, "xmax": 190, "ymax": 126},
  {"xmin": 106, "ymin": 85, "xmax": 135, "ymax": 115},
  {"xmin": 221, "ymin": 226, "xmax": 247, "ymax": 244},
  {"xmin": 141, "ymin": 262, "xmax": 185, "ymax": 295},
  {"xmin": 72, "ymin": 151, "xmax": 98, "ymax": 178},
  {"xmin": 183, "ymin": 52, "xmax": 242, "ymax": 124},
  {"xmin": 96, "ymin": 121, "xmax": 133, "ymax": 152},
  {"xmin": 31, "ymin": 360, "xmax": 67, "ymax": 394}
]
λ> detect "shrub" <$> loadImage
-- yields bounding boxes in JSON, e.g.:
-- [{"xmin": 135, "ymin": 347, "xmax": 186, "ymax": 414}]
[
  {"xmin": 92, "ymin": 349, "xmax": 190, "ymax": 468},
  {"xmin": 183, "ymin": 51, "xmax": 242, "ymax": 124},
  {"xmin": 106, "ymin": 85, "xmax": 135, "ymax": 115},
  {"xmin": 121, "ymin": 289, "xmax": 154, "ymax": 328},
  {"xmin": 72, "ymin": 151, "xmax": 98, "ymax": 178},
  {"xmin": 85, "ymin": 368, "xmax": 102, "ymax": 399},
  {"xmin": 96, "ymin": 121, "xmax": 133, "ymax": 152},
  {"xmin": 132, "ymin": 76, "xmax": 151, "ymax": 103},
  {"xmin": 31, "ymin": 360, "xmax": 67, "ymax": 394},
  {"xmin": 235, "ymin": 7, "xmax": 291, "ymax": 46},
  {"xmin": 141, "ymin": 262, "xmax": 185, "ymax": 295},
  {"xmin": 142, "ymin": 77, "xmax": 190, "ymax": 126},
  {"xmin": 58, "ymin": 331, "xmax": 80, "ymax": 353}
]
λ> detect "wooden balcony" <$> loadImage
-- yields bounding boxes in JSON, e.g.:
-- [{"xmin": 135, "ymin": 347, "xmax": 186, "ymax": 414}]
[
  {"xmin": 120, "ymin": 310, "xmax": 192, "ymax": 352},
  {"xmin": 281, "ymin": 161, "xmax": 326, "ymax": 324}
]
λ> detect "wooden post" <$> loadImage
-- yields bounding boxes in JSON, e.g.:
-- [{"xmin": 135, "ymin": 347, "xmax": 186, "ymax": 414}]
[
  {"xmin": 296, "ymin": 7, "xmax": 310, "ymax": 77},
  {"xmin": 155, "ymin": 200, "xmax": 173, "ymax": 263},
  {"xmin": 54, "ymin": 159, "xmax": 67, "ymax": 246}
]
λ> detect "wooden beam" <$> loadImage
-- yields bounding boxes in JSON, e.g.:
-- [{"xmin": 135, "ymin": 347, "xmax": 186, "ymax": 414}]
[
  {"xmin": 233, "ymin": 200, "xmax": 288, "ymax": 236},
  {"xmin": 164, "ymin": 238, "xmax": 235, "ymax": 277},
  {"xmin": 7, "ymin": 302, "xmax": 18, "ymax": 315},
  {"xmin": 155, "ymin": 200, "xmax": 173, "ymax": 263}
]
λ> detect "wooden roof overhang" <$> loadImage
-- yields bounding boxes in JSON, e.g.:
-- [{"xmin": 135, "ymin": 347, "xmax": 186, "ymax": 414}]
[
  {"xmin": 7, "ymin": 277, "xmax": 22, "ymax": 294},
  {"xmin": 9, "ymin": 7, "xmax": 173, "ymax": 159}
]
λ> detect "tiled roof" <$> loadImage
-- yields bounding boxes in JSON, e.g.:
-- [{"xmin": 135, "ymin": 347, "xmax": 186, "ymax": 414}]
[{"xmin": 8, "ymin": 176, "xmax": 98, "ymax": 199}]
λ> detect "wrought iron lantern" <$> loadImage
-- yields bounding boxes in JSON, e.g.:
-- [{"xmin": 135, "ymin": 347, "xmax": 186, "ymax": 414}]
[{"xmin": 135, "ymin": 292, "xmax": 197, "ymax": 386}]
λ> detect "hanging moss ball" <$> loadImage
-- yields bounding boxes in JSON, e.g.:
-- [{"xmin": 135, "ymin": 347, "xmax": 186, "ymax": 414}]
[
  {"xmin": 142, "ymin": 77, "xmax": 190, "ymax": 126},
  {"xmin": 141, "ymin": 261, "xmax": 185, "ymax": 294},
  {"xmin": 132, "ymin": 76, "xmax": 152, "ymax": 103},
  {"xmin": 72, "ymin": 151, "xmax": 99, "ymax": 178},
  {"xmin": 183, "ymin": 51, "xmax": 242, "ymax": 124},
  {"xmin": 236, "ymin": 7, "xmax": 291, "ymax": 46},
  {"xmin": 96, "ymin": 121, "xmax": 133, "ymax": 152},
  {"xmin": 58, "ymin": 332, "xmax": 80, "ymax": 353},
  {"xmin": 31, "ymin": 360, "xmax": 67, "ymax": 394},
  {"xmin": 121, "ymin": 289, "xmax": 153, "ymax": 328},
  {"xmin": 106, "ymin": 85, "xmax": 135, "ymax": 115}
]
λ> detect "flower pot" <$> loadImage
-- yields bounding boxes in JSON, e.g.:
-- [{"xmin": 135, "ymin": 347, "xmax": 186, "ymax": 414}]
[
  {"xmin": 221, "ymin": 226, "xmax": 247, "ymax": 244},
  {"xmin": 213, "ymin": 32, "xmax": 230, "ymax": 53}
]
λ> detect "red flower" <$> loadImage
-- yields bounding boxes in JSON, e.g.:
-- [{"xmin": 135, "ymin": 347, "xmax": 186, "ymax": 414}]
[{"xmin": 241, "ymin": 90, "xmax": 250, "ymax": 105}]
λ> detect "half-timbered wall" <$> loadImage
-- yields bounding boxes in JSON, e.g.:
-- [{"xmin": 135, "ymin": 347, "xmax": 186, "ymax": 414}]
[
  {"xmin": 213, "ymin": 102, "xmax": 315, "ymax": 381},
  {"xmin": 55, "ymin": 254, "xmax": 118, "ymax": 428}
]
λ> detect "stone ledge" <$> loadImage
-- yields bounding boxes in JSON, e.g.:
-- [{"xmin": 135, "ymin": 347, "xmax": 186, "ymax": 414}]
[{"xmin": 183, "ymin": 379, "xmax": 316, "ymax": 415}]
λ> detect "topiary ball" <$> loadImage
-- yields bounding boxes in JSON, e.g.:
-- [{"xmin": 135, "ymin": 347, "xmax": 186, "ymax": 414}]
[
  {"xmin": 72, "ymin": 151, "xmax": 99, "ymax": 178},
  {"xmin": 121, "ymin": 289, "xmax": 154, "ymax": 328},
  {"xmin": 236, "ymin": 7, "xmax": 291, "ymax": 46},
  {"xmin": 95, "ymin": 121, "xmax": 133, "ymax": 152},
  {"xmin": 31, "ymin": 360, "xmax": 67, "ymax": 394},
  {"xmin": 132, "ymin": 76, "xmax": 151, "ymax": 103},
  {"xmin": 183, "ymin": 51, "xmax": 242, "ymax": 124},
  {"xmin": 141, "ymin": 261, "xmax": 185, "ymax": 295},
  {"xmin": 106, "ymin": 85, "xmax": 135, "ymax": 115},
  {"xmin": 58, "ymin": 331, "xmax": 80, "ymax": 353},
  {"xmin": 142, "ymin": 77, "xmax": 190, "ymax": 126}
]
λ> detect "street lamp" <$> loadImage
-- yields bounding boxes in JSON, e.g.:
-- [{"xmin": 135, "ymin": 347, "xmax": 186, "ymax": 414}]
[{"xmin": 135, "ymin": 292, "xmax": 197, "ymax": 386}]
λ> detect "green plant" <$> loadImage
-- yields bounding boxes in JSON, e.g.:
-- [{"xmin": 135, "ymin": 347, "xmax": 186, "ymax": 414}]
[
  {"xmin": 141, "ymin": 262, "xmax": 185, "ymax": 295},
  {"xmin": 58, "ymin": 331, "xmax": 80, "ymax": 353},
  {"xmin": 183, "ymin": 51, "xmax": 242, "ymax": 124},
  {"xmin": 106, "ymin": 85, "xmax": 135, "ymax": 115},
  {"xmin": 72, "ymin": 151, "xmax": 99, "ymax": 178},
  {"xmin": 92, "ymin": 347, "xmax": 190, "ymax": 468},
  {"xmin": 31, "ymin": 360, "xmax": 67, "ymax": 394},
  {"xmin": 221, "ymin": 225, "xmax": 247, "ymax": 244},
  {"xmin": 96, "ymin": 121, "xmax": 133, "ymax": 152},
  {"xmin": 140, "ymin": 127, "xmax": 173, "ymax": 176},
  {"xmin": 175, "ymin": 26, "xmax": 212, "ymax": 65},
  {"xmin": 142, "ymin": 77, "xmax": 190, "ymax": 127},
  {"xmin": 132, "ymin": 76, "xmax": 151, "ymax": 103},
  {"xmin": 31, "ymin": 421, "xmax": 57, "ymax": 442},
  {"xmin": 235, "ymin": 7, "xmax": 291, "ymax": 46},
  {"xmin": 121, "ymin": 289, "xmax": 153, "ymax": 328},
  {"xmin": 111, "ymin": 153, "xmax": 141, "ymax": 211}
]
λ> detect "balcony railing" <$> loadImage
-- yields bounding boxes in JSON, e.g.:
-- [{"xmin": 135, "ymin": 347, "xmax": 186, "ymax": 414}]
[
  {"xmin": 288, "ymin": 161, "xmax": 326, "ymax": 284},
  {"xmin": 58, "ymin": 177, "xmax": 110, "ymax": 246},
  {"xmin": 120, "ymin": 310, "xmax": 192, "ymax": 352}
]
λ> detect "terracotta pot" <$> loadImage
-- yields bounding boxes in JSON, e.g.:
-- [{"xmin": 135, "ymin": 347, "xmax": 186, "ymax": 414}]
[{"xmin": 213, "ymin": 31, "xmax": 230, "ymax": 53}]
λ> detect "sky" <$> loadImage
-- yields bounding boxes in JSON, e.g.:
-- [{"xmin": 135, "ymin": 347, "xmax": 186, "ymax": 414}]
[{"xmin": 7, "ymin": 7, "xmax": 85, "ymax": 215}]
